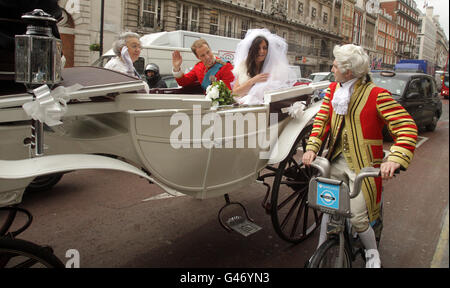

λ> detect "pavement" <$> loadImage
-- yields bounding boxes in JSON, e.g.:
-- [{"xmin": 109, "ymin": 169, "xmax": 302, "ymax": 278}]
[
  {"xmin": 430, "ymin": 205, "xmax": 449, "ymax": 268},
  {"xmin": 431, "ymin": 95, "xmax": 449, "ymax": 268}
]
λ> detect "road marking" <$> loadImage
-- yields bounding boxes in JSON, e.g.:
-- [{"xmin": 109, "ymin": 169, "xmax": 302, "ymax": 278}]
[
  {"xmin": 415, "ymin": 136, "xmax": 429, "ymax": 148},
  {"xmin": 142, "ymin": 191, "xmax": 186, "ymax": 202}
]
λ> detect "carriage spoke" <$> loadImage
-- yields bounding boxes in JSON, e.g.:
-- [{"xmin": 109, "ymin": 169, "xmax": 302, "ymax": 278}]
[
  {"xmin": 290, "ymin": 158, "xmax": 302, "ymax": 171},
  {"xmin": 11, "ymin": 257, "xmax": 38, "ymax": 268},
  {"xmin": 277, "ymin": 183, "xmax": 308, "ymax": 211},
  {"xmin": 0, "ymin": 253, "xmax": 13, "ymax": 268},
  {"xmin": 299, "ymin": 166, "xmax": 310, "ymax": 179},
  {"xmin": 277, "ymin": 189, "xmax": 301, "ymax": 211},
  {"xmin": 301, "ymin": 195, "xmax": 309, "ymax": 236},
  {"xmin": 270, "ymin": 124, "xmax": 320, "ymax": 243},
  {"xmin": 301, "ymin": 138, "xmax": 308, "ymax": 152},
  {"xmin": 264, "ymin": 166, "xmax": 278, "ymax": 172},
  {"xmin": 280, "ymin": 193, "xmax": 302, "ymax": 230},
  {"xmin": 280, "ymin": 180, "xmax": 309, "ymax": 186},
  {"xmin": 290, "ymin": 192, "xmax": 307, "ymax": 238}
]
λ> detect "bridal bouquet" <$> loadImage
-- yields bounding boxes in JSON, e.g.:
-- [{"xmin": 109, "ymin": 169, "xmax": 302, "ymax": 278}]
[{"xmin": 205, "ymin": 80, "xmax": 235, "ymax": 108}]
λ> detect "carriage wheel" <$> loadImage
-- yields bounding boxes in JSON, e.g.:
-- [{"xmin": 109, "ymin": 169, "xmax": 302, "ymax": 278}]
[
  {"xmin": 270, "ymin": 124, "xmax": 322, "ymax": 243},
  {"xmin": 26, "ymin": 173, "xmax": 63, "ymax": 193}
]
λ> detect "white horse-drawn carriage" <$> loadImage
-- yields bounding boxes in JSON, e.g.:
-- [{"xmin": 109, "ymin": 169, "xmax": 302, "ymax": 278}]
[
  {"xmin": 0, "ymin": 66, "xmax": 330, "ymax": 267},
  {"xmin": 0, "ymin": 8, "xmax": 330, "ymax": 267}
]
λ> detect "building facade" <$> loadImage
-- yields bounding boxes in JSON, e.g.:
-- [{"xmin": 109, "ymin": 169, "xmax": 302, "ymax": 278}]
[
  {"xmin": 352, "ymin": 0, "xmax": 378, "ymax": 67},
  {"xmin": 340, "ymin": 0, "xmax": 355, "ymax": 44},
  {"xmin": 417, "ymin": 6, "xmax": 436, "ymax": 67},
  {"xmin": 375, "ymin": 10, "xmax": 396, "ymax": 69},
  {"xmin": 58, "ymin": 0, "xmax": 124, "ymax": 66},
  {"xmin": 55, "ymin": 0, "xmax": 448, "ymax": 74},
  {"xmin": 57, "ymin": 0, "xmax": 346, "ymax": 75},
  {"xmin": 380, "ymin": 0, "xmax": 420, "ymax": 62},
  {"xmin": 433, "ymin": 15, "xmax": 449, "ymax": 70},
  {"xmin": 126, "ymin": 0, "xmax": 346, "ymax": 76}
]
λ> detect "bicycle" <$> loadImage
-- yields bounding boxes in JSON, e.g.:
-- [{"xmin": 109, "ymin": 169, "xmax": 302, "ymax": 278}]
[
  {"xmin": 0, "ymin": 206, "xmax": 65, "ymax": 268},
  {"xmin": 304, "ymin": 156, "xmax": 386, "ymax": 268}
]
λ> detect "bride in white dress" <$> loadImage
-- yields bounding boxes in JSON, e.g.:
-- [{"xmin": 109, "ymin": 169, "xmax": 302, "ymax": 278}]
[{"xmin": 232, "ymin": 29, "xmax": 297, "ymax": 105}]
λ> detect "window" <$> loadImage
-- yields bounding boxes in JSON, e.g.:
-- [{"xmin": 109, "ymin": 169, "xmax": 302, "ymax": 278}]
[
  {"xmin": 176, "ymin": 3, "xmax": 188, "ymax": 30},
  {"xmin": 191, "ymin": 7, "xmax": 199, "ymax": 32},
  {"xmin": 225, "ymin": 16, "xmax": 235, "ymax": 38},
  {"xmin": 210, "ymin": 10, "xmax": 219, "ymax": 35},
  {"xmin": 407, "ymin": 79, "xmax": 421, "ymax": 97},
  {"xmin": 323, "ymin": 12, "xmax": 328, "ymax": 24},
  {"xmin": 141, "ymin": 0, "xmax": 162, "ymax": 28},
  {"xmin": 298, "ymin": 2, "xmax": 303, "ymax": 14},
  {"xmin": 421, "ymin": 78, "xmax": 433, "ymax": 98},
  {"xmin": 241, "ymin": 18, "xmax": 250, "ymax": 39},
  {"xmin": 176, "ymin": 3, "xmax": 199, "ymax": 32},
  {"xmin": 311, "ymin": 7, "xmax": 316, "ymax": 18}
]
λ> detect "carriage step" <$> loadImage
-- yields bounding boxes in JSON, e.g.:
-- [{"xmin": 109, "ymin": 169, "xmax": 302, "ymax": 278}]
[{"xmin": 226, "ymin": 216, "xmax": 262, "ymax": 237}]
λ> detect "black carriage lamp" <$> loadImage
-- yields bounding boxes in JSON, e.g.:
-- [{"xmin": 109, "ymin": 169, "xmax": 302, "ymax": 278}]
[
  {"xmin": 15, "ymin": 9, "xmax": 62, "ymax": 156},
  {"xmin": 15, "ymin": 9, "xmax": 62, "ymax": 88}
]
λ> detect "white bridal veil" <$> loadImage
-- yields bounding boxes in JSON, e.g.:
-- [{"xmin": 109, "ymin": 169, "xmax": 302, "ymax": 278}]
[{"xmin": 232, "ymin": 28, "xmax": 297, "ymax": 105}]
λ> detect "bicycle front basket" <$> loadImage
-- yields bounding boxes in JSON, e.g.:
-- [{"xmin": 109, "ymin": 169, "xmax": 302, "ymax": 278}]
[{"xmin": 307, "ymin": 177, "xmax": 352, "ymax": 217}]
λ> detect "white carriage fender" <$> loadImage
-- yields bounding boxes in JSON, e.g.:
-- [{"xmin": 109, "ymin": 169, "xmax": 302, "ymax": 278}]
[
  {"xmin": 0, "ymin": 154, "xmax": 184, "ymax": 207},
  {"xmin": 267, "ymin": 100, "xmax": 323, "ymax": 165},
  {"xmin": 0, "ymin": 154, "xmax": 153, "ymax": 181}
]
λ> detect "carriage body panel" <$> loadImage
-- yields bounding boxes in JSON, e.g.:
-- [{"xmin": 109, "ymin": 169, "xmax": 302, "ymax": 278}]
[{"xmin": 0, "ymin": 67, "xmax": 320, "ymax": 200}]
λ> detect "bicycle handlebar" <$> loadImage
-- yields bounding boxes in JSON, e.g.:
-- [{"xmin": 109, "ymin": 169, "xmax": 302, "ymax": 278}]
[
  {"xmin": 351, "ymin": 167, "xmax": 380, "ymax": 199},
  {"xmin": 308, "ymin": 156, "xmax": 331, "ymax": 178},
  {"xmin": 309, "ymin": 157, "xmax": 381, "ymax": 199}
]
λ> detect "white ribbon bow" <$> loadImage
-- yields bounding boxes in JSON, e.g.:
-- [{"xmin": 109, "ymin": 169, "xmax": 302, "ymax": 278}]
[
  {"xmin": 281, "ymin": 101, "xmax": 305, "ymax": 119},
  {"xmin": 22, "ymin": 84, "xmax": 83, "ymax": 126}
]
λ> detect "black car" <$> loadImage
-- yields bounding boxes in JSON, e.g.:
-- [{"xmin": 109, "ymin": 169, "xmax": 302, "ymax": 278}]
[{"xmin": 371, "ymin": 71, "xmax": 442, "ymax": 136}]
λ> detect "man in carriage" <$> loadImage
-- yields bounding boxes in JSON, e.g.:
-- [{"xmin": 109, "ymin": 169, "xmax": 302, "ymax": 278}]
[{"xmin": 171, "ymin": 39, "xmax": 234, "ymax": 92}]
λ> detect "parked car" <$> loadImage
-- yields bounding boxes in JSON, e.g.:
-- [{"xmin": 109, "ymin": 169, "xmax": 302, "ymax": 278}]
[
  {"xmin": 323, "ymin": 72, "xmax": 335, "ymax": 82},
  {"xmin": 309, "ymin": 72, "xmax": 330, "ymax": 83},
  {"xmin": 309, "ymin": 72, "xmax": 335, "ymax": 98},
  {"xmin": 371, "ymin": 71, "xmax": 442, "ymax": 139},
  {"xmin": 160, "ymin": 75, "xmax": 180, "ymax": 88}
]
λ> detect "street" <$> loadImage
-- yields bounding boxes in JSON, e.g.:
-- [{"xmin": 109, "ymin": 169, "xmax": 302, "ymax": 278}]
[{"xmin": 9, "ymin": 97, "xmax": 449, "ymax": 269}]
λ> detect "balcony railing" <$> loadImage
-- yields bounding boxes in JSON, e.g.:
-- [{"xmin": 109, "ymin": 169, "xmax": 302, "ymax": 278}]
[
  {"xmin": 287, "ymin": 43, "xmax": 320, "ymax": 57},
  {"xmin": 207, "ymin": 29, "xmax": 247, "ymax": 40}
]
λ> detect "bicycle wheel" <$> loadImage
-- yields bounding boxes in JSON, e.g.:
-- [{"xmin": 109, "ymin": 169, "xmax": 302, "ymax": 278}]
[
  {"xmin": 0, "ymin": 237, "xmax": 64, "ymax": 268},
  {"xmin": 270, "ymin": 124, "xmax": 322, "ymax": 243},
  {"xmin": 308, "ymin": 238, "xmax": 352, "ymax": 268}
]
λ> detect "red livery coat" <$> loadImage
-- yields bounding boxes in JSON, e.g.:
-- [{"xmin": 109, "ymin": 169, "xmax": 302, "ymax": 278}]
[{"xmin": 306, "ymin": 79, "xmax": 418, "ymax": 222}]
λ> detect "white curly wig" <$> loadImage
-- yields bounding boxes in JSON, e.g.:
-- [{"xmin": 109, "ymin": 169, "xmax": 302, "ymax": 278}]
[{"xmin": 333, "ymin": 44, "xmax": 370, "ymax": 80}]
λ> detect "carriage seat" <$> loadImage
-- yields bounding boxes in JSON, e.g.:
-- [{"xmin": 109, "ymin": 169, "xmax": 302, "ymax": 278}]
[
  {"xmin": 265, "ymin": 85, "xmax": 315, "ymax": 122},
  {"xmin": 149, "ymin": 82, "xmax": 203, "ymax": 95}
]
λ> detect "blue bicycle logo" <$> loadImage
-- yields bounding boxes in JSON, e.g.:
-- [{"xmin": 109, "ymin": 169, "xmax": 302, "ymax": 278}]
[{"xmin": 317, "ymin": 183, "xmax": 340, "ymax": 210}]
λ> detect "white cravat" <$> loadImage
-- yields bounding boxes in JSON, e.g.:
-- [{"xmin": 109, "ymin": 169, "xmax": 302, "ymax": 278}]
[{"xmin": 332, "ymin": 77, "xmax": 359, "ymax": 115}]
